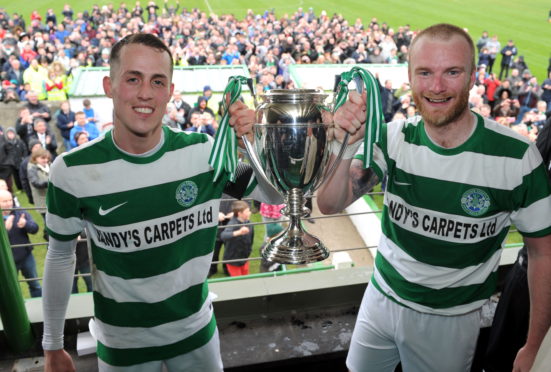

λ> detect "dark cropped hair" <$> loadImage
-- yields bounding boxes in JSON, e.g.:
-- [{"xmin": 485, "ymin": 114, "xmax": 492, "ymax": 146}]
[{"xmin": 109, "ymin": 33, "xmax": 173, "ymax": 78}]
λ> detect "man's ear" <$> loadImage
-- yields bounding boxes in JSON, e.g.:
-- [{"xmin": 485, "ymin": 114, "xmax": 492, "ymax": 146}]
[{"xmin": 103, "ymin": 75, "xmax": 112, "ymax": 98}]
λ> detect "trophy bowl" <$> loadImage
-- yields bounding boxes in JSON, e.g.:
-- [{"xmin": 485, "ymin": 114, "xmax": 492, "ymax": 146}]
[{"xmin": 243, "ymin": 89, "xmax": 341, "ymax": 264}]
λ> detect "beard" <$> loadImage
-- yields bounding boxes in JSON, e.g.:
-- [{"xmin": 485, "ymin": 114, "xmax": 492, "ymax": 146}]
[{"xmin": 413, "ymin": 84, "xmax": 470, "ymax": 128}]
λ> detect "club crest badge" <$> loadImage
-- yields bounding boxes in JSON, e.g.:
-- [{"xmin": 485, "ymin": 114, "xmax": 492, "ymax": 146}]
[
  {"xmin": 461, "ymin": 188, "xmax": 491, "ymax": 216},
  {"xmin": 176, "ymin": 181, "xmax": 198, "ymax": 207}
]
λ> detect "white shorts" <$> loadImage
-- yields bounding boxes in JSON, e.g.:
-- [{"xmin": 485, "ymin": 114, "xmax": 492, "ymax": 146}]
[
  {"xmin": 98, "ymin": 329, "xmax": 223, "ymax": 372},
  {"xmin": 346, "ymin": 285, "xmax": 481, "ymax": 372}
]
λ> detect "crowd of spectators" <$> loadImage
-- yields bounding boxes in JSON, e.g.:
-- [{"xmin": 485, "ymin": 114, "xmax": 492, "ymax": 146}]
[
  {"xmin": 468, "ymin": 29, "xmax": 551, "ymax": 142},
  {"xmin": 0, "ymin": 3, "xmax": 416, "ymax": 104},
  {"xmin": 0, "ymin": 3, "xmax": 550, "ymax": 150}
]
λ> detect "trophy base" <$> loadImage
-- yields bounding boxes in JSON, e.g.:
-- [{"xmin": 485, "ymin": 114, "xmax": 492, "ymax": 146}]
[{"xmin": 261, "ymin": 231, "xmax": 330, "ymax": 265}]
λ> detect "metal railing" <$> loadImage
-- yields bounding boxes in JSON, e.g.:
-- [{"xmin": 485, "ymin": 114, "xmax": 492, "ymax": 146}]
[{"xmin": 6, "ymin": 192, "xmax": 522, "ymax": 286}]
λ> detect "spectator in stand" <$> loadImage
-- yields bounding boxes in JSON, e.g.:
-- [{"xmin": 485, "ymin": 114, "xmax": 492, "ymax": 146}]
[
  {"xmin": 69, "ymin": 111, "xmax": 99, "ymax": 148},
  {"xmin": 1, "ymin": 79, "xmax": 20, "ymax": 103},
  {"xmin": 23, "ymin": 59, "xmax": 47, "ymax": 100},
  {"xmin": 45, "ymin": 63, "xmax": 67, "ymax": 101},
  {"xmin": 5, "ymin": 58, "xmax": 24, "ymax": 87},
  {"xmin": 185, "ymin": 111, "xmax": 215, "ymax": 136},
  {"xmin": 61, "ymin": 4, "xmax": 74, "ymax": 20},
  {"xmin": 499, "ymin": 39, "xmax": 517, "ymax": 80},
  {"xmin": 56, "ymin": 101, "xmax": 75, "ymax": 151},
  {"xmin": 532, "ymin": 101, "xmax": 549, "ymax": 129},
  {"xmin": 3, "ymin": 127, "xmax": 26, "ymax": 191},
  {"xmin": 28, "ymin": 118, "xmax": 57, "ymax": 160},
  {"xmin": 379, "ymin": 78, "xmax": 396, "ymax": 122},
  {"xmin": 484, "ymin": 72, "xmax": 501, "ymax": 109},
  {"xmin": 171, "ymin": 90, "xmax": 191, "ymax": 126},
  {"xmin": 189, "ymin": 96, "xmax": 215, "ymax": 119},
  {"xmin": 73, "ymin": 131, "xmax": 89, "ymax": 147},
  {"xmin": 82, "ymin": 98, "xmax": 98, "ymax": 125},
  {"xmin": 131, "ymin": 1, "xmax": 144, "ymax": 19},
  {"xmin": 477, "ymin": 48, "xmax": 491, "ymax": 68},
  {"xmin": 478, "ymin": 103, "xmax": 493, "ymax": 119},
  {"xmin": 493, "ymin": 96, "xmax": 520, "ymax": 125},
  {"xmin": 369, "ymin": 46, "xmax": 386, "ymax": 64},
  {"xmin": 162, "ymin": 102, "xmax": 186, "ymax": 129},
  {"xmin": 25, "ymin": 90, "xmax": 51, "ymax": 123},
  {"xmin": 95, "ymin": 48, "xmax": 110, "ymax": 67},
  {"xmin": 517, "ymin": 76, "xmax": 542, "ymax": 123},
  {"xmin": 20, "ymin": 42, "xmax": 38, "ymax": 66},
  {"xmin": 485, "ymin": 35, "xmax": 501, "ymax": 74},
  {"xmin": 510, "ymin": 55, "xmax": 528, "ymax": 75},
  {"xmin": 476, "ymin": 30, "xmax": 490, "ymax": 53},
  {"xmin": 221, "ymin": 200, "xmax": 254, "ymax": 277},
  {"xmin": 27, "ymin": 147, "xmax": 51, "ymax": 237},
  {"xmin": 0, "ymin": 189, "xmax": 42, "ymax": 297},
  {"xmin": 507, "ymin": 68, "xmax": 524, "ymax": 97},
  {"xmin": 146, "ymin": 1, "xmax": 159, "ymax": 22},
  {"xmin": 15, "ymin": 107, "xmax": 35, "ymax": 150}
]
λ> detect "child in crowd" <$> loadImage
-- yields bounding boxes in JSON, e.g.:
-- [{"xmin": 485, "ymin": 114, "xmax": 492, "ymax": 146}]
[
  {"xmin": 221, "ymin": 200, "xmax": 254, "ymax": 276},
  {"xmin": 27, "ymin": 147, "xmax": 51, "ymax": 239},
  {"xmin": 82, "ymin": 98, "xmax": 97, "ymax": 125}
]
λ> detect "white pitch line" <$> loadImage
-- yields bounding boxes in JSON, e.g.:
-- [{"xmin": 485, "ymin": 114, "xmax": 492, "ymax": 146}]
[{"xmin": 204, "ymin": 0, "xmax": 214, "ymax": 14}]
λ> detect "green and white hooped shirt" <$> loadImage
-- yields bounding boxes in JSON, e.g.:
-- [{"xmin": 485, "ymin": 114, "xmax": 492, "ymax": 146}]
[
  {"xmin": 46, "ymin": 126, "xmax": 255, "ymax": 366},
  {"xmin": 356, "ymin": 113, "xmax": 551, "ymax": 316}
]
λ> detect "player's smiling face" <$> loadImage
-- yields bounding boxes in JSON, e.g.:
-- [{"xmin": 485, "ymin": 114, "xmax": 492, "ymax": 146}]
[
  {"xmin": 408, "ymin": 34, "xmax": 475, "ymax": 129},
  {"xmin": 103, "ymin": 43, "xmax": 174, "ymax": 141}
]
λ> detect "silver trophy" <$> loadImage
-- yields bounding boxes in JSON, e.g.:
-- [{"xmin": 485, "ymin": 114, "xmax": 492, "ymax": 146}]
[{"xmin": 243, "ymin": 89, "xmax": 348, "ymax": 264}]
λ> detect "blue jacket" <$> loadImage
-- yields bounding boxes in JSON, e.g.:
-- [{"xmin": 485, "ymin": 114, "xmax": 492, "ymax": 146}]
[{"xmin": 69, "ymin": 123, "xmax": 100, "ymax": 148}]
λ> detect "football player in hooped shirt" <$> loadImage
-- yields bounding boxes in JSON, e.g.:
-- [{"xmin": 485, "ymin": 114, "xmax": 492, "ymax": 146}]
[
  {"xmin": 42, "ymin": 33, "xmax": 284, "ymax": 372},
  {"xmin": 318, "ymin": 23, "xmax": 551, "ymax": 372}
]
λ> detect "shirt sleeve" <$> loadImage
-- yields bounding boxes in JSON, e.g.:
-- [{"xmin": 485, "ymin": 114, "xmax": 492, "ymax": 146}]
[
  {"xmin": 41, "ymin": 237, "xmax": 77, "ymax": 350},
  {"xmin": 510, "ymin": 142, "xmax": 551, "ymax": 237},
  {"xmin": 46, "ymin": 155, "xmax": 85, "ymax": 241}
]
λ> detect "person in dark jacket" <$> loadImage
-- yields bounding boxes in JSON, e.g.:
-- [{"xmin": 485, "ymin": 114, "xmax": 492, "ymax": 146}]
[
  {"xmin": 55, "ymin": 101, "xmax": 75, "ymax": 151},
  {"xmin": 221, "ymin": 200, "xmax": 254, "ymax": 276},
  {"xmin": 484, "ymin": 115, "xmax": 551, "ymax": 372},
  {"xmin": 3, "ymin": 127, "xmax": 27, "ymax": 190},
  {"xmin": 499, "ymin": 40, "xmax": 517, "ymax": 80},
  {"xmin": 0, "ymin": 189, "xmax": 41, "ymax": 297}
]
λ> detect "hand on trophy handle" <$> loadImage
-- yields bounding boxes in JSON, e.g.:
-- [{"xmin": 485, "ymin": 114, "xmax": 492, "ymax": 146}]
[
  {"xmin": 329, "ymin": 90, "xmax": 367, "ymax": 145},
  {"xmin": 228, "ymin": 99, "xmax": 255, "ymax": 146}
]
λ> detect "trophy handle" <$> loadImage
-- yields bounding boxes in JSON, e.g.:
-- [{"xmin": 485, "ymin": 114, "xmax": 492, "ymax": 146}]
[
  {"xmin": 312, "ymin": 68, "xmax": 368, "ymax": 191},
  {"xmin": 310, "ymin": 132, "xmax": 350, "ymax": 193},
  {"xmin": 241, "ymin": 135, "xmax": 280, "ymax": 197}
]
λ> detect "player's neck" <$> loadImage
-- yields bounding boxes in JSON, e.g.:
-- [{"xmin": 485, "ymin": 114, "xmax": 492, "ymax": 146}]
[
  {"xmin": 112, "ymin": 126, "xmax": 163, "ymax": 155},
  {"xmin": 424, "ymin": 110, "xmax": 476, "ymax": 149}
]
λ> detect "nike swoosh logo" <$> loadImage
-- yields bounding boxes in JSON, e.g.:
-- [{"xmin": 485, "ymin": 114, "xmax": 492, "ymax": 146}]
[
  {"xmin": 393, "ymin": 180, "xmax": 412, "ymax": 186},
  {"xmin": 99, "ymin": 202, "xmax": 128, "ymax": 216}
]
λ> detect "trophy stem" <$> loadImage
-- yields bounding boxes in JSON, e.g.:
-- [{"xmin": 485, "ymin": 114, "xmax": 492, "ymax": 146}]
[{"xmin": 262, "ymin": 188, "xmax": 330, "ymax": 264}]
